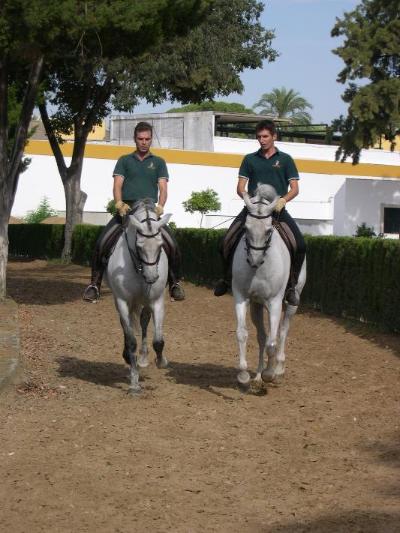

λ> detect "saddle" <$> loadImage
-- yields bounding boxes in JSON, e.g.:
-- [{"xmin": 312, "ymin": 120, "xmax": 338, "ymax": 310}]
[{"xmin": 272, "ymin": 219, "xmax": 297, "ymax": 261}]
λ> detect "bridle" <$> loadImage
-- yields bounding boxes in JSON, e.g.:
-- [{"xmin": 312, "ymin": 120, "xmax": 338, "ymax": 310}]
[
  {"xmin": 124, "ymin": 207, "xmax": 162, "ymax": 278},
  {"xmin": 245, "ymin": 201, "xmax": 274, "ymax": 266}
]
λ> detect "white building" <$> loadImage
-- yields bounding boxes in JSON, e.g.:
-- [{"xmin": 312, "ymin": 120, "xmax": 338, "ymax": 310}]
[{"xmin": 13, "ymin": 112, "xmax": 400, "ymax": 237}]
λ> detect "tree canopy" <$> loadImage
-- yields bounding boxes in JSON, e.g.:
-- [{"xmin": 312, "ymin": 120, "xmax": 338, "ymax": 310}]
[
  {"xmin": 253, "ymin": 87, "xmax": 313, "ymax": 124},
  {"xmin": 36, "ymin": 0, "xmax": 277, "ymax": 259},
  {"xmin": 167, "ymin": 101, "xmax": 254, "ymax": 114},
  {"xmin": 331, "ymin": 0, "xmax": 400, "ymax": 162},
  {"xmin": 183, "ymin": 189, "xmax": 221, "ymax": 227}
]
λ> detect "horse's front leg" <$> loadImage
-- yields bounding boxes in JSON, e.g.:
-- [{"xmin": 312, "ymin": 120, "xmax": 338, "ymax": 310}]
[
  {"xmin": 235, "ymin": 298, "xmax": 250, "ymax": 387},
  {"xmin": 250, "ymin": 302, "xmax": 266, "ymax": 382},
  {"xmin": 262, "ymin": 297, "xmax": 283, "ymax": 383},
  {"xmin": 151, "ymin": 296, "xmax": 168, "ymax": 369},
  {"xmin": 138, "ymin": 307, "xmax": 151, "ymax": 368},
  {"xmin": 117, "ymin": 299, "xmax": 141, "ymax": 394}
]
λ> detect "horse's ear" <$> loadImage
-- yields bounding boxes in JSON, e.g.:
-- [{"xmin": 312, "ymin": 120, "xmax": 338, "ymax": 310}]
[
  {"xmin": 128, "ymin": 215, "xmax": 142, "ymax": 230},
  {"xmin": 242, "ymin": 192, "xmax": 254, "ymax": 211},
  {"xmin": 158, "ymin": 213, "xmax": 172, "ymax": 227}
]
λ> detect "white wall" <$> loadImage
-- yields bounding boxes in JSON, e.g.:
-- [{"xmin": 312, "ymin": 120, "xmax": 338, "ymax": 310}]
[
  {"xmin": 214, "ymin": 137, "xmax": 400, "ymax": 165},
  {"xmin": 337, "ymin": 179, "xmax": 400, "ymax": 236},
  {"xmin": 12, "ymin": 147, "xmax": 399, "ymax": 234}
]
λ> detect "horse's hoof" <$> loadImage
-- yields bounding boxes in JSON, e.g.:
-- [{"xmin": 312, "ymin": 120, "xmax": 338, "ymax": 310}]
[
  {"xmin": 156, "ymin": 357, "xmax": 169, "ymax": 369},
  {"xmin": 250, "ymin": 379, "xmax": 267, "ymax": 395},
  {"xmin": 261, "ymin": 368, "xmax": 275, "ymax": 383},
  {"xmin": 237, "ymin": 370, "xmax": 251, "ymax": 388},
  {"xmin": 138, "ymin": 356, "xmax": 149, "ymax": 368},
  {"xmin": 272, "ymin": 373, "xmax": 284, "ymax": 385},
  {"xmin": 128, "ymin": 385, "xmax": 142, "ymax": 396}
]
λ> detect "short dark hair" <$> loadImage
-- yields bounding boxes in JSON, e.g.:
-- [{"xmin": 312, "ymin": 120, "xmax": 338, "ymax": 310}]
[
  {"xmin": 255, "ymin": 120, "xmax": 277, "ymax": 136},
  {"xmin": 134, "ymin": 121, "xmax": 153, "ymax": 138}
]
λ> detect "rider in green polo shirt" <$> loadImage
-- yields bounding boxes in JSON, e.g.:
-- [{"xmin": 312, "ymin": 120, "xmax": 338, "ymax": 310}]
[
  {"xmin": 214, "ymin": 119, "xmax": 306, "ymax": 306},
  {"xmin": 83, "ymin": 121, "xmax": 185, "ymax": 302}
]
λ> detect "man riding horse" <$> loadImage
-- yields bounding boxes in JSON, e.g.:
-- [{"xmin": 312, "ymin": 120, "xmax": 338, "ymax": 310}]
[
  {"xmin": 83, "ymin": 121, "xmax": 185, "ymax": 303},
  {"xmin": 214, "ymin": 119, "xmax": 306, "ymax": 306}
]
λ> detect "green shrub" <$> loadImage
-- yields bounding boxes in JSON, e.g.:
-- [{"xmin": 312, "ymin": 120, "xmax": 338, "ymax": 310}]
[
  {"xmin": 8, "ymin": 224, "xmax": 400, "ymax": 331},
  {"xmin": 8, "ymin": 224, "xmax": 64, "ymax": 258}
]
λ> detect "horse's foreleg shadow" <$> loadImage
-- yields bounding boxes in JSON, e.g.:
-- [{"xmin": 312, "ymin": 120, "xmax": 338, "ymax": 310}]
[
  {"xmin": 164, "ymin": 360, "xmax": 256, "ymax": 399},
  {"xmin": 56, "ymin": 355, "xmax": 132, "ymax": 389}
]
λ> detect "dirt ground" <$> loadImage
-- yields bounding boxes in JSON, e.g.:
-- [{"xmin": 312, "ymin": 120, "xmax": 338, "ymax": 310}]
[{"xmin": 1, "ymin": 259, "xmax": 400, "ymax": 533}]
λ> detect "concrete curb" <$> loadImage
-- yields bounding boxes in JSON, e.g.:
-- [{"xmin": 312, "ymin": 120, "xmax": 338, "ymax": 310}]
[{"xmin": 0, "ymin": 298, "xmax": 21, "ymax": 392}]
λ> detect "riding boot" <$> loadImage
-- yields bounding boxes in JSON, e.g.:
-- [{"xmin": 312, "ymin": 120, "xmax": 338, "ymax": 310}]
[
  {"xmin": 168, "ymin": 269, "xmax": 185, "ymax": 301},
  {"xmin": 214, "ymin": 259, "xmax": 232, "ymax": 296},
  {"xmin": 161, "ymin": 225, "xmax": 185, "ymax": 301},
  {"xmin": 284, "ymin": 251, "xmax": 305, "ymax": 306},
  {"xmin": 214, "ymin": 211, "xmax": 246, "ymax": 297},
  {"xmin": 83, "ymin": 261, "xmax": 104, "ymax": 303}
]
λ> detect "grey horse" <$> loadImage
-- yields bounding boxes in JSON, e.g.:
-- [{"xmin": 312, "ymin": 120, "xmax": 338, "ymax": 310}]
[
  {"xmin": 232, "ymin": 184, "xmax": 306, "ymax": 388},
  {"xmin": 106, "ymin": 199, "xmax": 171, "ymax": 394}
]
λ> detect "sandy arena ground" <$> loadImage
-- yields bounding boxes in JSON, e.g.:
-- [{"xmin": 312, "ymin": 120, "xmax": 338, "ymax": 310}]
[{"xmin": 1, "ymin": 259, "xmax": 400, "ymax": 532}]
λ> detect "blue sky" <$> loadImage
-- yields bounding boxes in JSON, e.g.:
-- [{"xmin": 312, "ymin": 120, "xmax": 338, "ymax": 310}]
[{"xmin": 135, "ymin": 0, "xmax": 361, "ymax": 124}]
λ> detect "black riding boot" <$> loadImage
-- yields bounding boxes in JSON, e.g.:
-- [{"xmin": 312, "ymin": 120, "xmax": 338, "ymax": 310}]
[
  {"xmin": 284, "ymin": 251, "xmax": 305, "ymax": 306},
  {"xmin": 83, "ymin": 256, "xmax": 104, "ymax": 302},
  {"xmin": 83, "ymin": 216, "xmax": 123, "ymax": 302}
]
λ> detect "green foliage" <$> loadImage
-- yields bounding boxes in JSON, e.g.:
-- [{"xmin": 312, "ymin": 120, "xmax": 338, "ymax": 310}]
[
  {"xmin": 168, "ymin": 101, "xmax": 254, "ymax": 113},
  {"xmin": 331, "ymin": 0, "xmax": 400, "ymax": 162},
  {"xmin": 8, "ymin": 225, "xmax": 400, "ymax": 331},
  {"xmin": 131, "ymin": 0, "xmax": 277, "ymax": 105},
  {"xmin": 182, "ymin": 189, "xmax": 221, "ymax": 227},
  {"xmin": 8, "ymin": 224, "xmax": 64, "ymax": 258},
  {"xmin": 175, "ymin": 228, "xmax": 225, "ymax": 285},
  {"xmin": 71, "ymin": 224, "xmax": 104, "ymax": 266},
  {"xmin": 24, "ymin": 197, "xmax": 57, "ymax": 224},
  {"xmin": 355, "ymin": 222, "xmax": 376, "ymax": 237},
  {"xmin": 253, "ymin": 87, "xmax": 313, "ymax": 124},
  {"xmin": 106, "ymin": 199, "xmax": 117, "ymax": 217},
  {"xmin": 303, "ymin": 235, "xmax": 400, "ymax": 332}
]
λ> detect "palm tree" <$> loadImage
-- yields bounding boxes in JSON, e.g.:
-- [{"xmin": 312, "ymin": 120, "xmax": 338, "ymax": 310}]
[{"xmin": 253, "ymin": 87, "xmax": 313, "ymax": 124}]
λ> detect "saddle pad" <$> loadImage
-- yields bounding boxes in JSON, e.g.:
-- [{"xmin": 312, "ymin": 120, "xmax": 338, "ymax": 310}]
[{"xmin": 273, "ymin": 220, "xmax": 297, "ymax": 258}]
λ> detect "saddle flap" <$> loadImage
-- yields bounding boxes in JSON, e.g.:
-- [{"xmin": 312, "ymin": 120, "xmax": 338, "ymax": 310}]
[{"xmin": 272, "ymin": 220, "xmax": 297, "ymax": 258}]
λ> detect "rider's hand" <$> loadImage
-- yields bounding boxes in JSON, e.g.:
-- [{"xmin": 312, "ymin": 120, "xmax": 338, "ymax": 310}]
[
  {"xmin": 115, "ymin": 200, "xmax": 131, "ymax": 217},
  {"xmin": 274, "ymin": 197, "xmax": 287, "ymax": 213},
  {"xmin": 155, "ymin": 204, "xmax": 164, "ymax": 217}
]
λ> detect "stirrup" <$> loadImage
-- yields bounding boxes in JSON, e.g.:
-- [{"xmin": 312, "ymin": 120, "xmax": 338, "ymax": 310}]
[
  {"xmin": 83, "ymin": 284, "xmax": 100, "ymax": 302},
  {"xmin": 169, "ymin": 283, "xmax": 185, "ymax": 301},
  {"xmin": 285, "ymin": 287, "xmax": 299, "ymax": 306},
  {"xmin": 214, "ymin": 279, "xmax": 229, "ymax": 297}
]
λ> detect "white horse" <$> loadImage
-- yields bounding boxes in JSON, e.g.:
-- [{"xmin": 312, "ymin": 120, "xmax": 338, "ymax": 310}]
[
  {"xmin": 232, "ymin": 184, "xmax": 306, "ymax": 388},
  {"xmin": 106, "ymin": 199, "xmax": 171, "ymax": 394}
]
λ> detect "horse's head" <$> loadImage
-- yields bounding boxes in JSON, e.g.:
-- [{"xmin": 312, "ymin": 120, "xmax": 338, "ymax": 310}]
[
  {"xmin": 127, "ymin": 208, "xmax": 172, "ymax": 284},
  {"xmin": 242, "ymin": 186, "xmax": 278, "ymax": 269}
]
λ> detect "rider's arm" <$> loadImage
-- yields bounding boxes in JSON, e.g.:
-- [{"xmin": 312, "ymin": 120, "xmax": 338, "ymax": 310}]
[
  {"xmin": 283, "ymin": 179, "xmax": 299, "ymax": 203},
  {"xmin": 158, "ymin": 178, "xmax": 168, "ymax": 207},
  {"xmin": 113, "ymin": 175, "xmax": 124, "ymax": 203},
  {"xmin": 237, "ymin": 177, "xmax": 248, "ymax": 198}
]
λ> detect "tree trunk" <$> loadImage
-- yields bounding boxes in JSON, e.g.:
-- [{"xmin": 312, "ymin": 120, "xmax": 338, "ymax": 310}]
[
  {"xmin": 0, "ymin": 209, "xmax": 10, "ymax": 300},
  {"xmin": 61, "ymin": 170, "xmax": 87, "ymax": 262},
  {"xmin": 0, "ymin": 55, "xmax": 44, "ymax": 298}
]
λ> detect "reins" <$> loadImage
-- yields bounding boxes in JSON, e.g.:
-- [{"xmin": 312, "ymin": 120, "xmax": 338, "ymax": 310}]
[
  {"xmin": 124, "ymin": 207, "xmax": 163, "ymax": 277},
  {"xmin": 245, "ymin": 209, "xmax": 274, "ymax": 264}
]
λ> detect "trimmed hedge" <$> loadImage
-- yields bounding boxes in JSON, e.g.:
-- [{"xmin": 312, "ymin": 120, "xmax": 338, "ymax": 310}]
[
  {"xmin": 8, "ymin": 224, "xmax": 400, "ymax": 331},
  {"xmin": 303, "ymin": 235, "xmax": 400, "ymax": 332},
  {"xmin": 8, "ymin": 224, "xmax": 64, "ymax": 258}
]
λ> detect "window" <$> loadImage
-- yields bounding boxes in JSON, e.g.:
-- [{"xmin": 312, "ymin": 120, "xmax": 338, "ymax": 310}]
[{"xmin": 384, "ymin": 207, "xmax": 400, "ymax": 234}]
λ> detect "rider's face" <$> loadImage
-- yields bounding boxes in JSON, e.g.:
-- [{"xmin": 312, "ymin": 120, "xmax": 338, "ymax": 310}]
[
  {"xmin": 256, "ymin": 128, "xmax": 276, "ymax": 152},
  {"xmin": 135, "ymin": 130, "xmax": 152, "ymax": 154}
]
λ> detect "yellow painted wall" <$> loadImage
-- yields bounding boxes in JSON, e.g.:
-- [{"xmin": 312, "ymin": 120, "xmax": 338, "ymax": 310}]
[{"xmin": 25, "ymin": 139, "xmax": 400, "ymax": 179}]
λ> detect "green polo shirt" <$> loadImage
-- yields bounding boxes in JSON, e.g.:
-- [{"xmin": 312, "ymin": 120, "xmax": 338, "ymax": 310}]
[
  {"xmin": 113, "ymin": 152, "xmax": 169, "ymax": 203},
  {"xmin": 239, "ymin": 148, "xmax": 299, "ymax": 197}
]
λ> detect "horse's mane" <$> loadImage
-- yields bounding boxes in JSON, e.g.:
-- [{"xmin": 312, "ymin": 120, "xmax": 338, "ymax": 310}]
[
  {"xmin": 255, "ymin": 184, "xmax": 278, "ymax": 203},
  {"xmin": 131, "ymin": 198, "xmax": 156, "ymax": 212}
]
